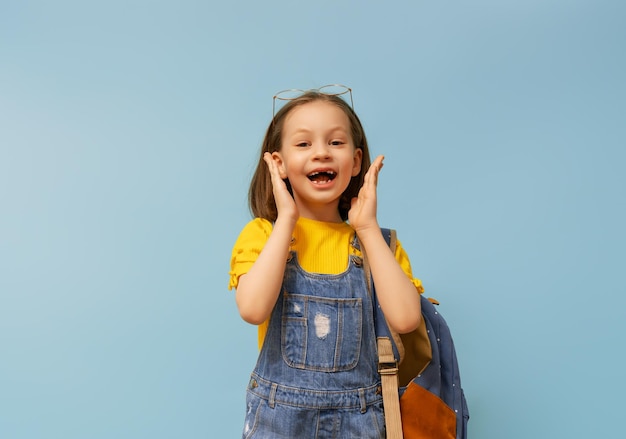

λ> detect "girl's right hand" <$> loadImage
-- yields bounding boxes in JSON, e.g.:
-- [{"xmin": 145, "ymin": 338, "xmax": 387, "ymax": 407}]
[
  {"xmin": 264, "ymin": 152, "xmax": 299, "ymax": 222},
  {"xmin": 236, "ymin": 153, "xmax": 298, "ymax": 325}
]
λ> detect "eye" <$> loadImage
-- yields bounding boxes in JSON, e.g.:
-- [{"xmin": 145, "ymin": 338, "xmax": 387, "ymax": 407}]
[
  {"xmin": 296, "ymin": 141, "xmax": 310, "ymax": 147},
  {"xmin": 330, "ymin": 140, "xmax": 345, "ymax": 146}
]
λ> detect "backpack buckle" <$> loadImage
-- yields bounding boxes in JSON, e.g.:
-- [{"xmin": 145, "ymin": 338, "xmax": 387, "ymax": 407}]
[{"xmin": 378, "ymin": 361, "xmax": 398, "ymax": 375}]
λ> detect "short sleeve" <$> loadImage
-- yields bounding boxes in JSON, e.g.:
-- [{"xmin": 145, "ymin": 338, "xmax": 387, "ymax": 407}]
[
  {"xmin": 394, "ymin": 237, "xmax": 425, "ymax": 294},
  {"xmin": 228, "ymin": 218, "xmax": 273, "ymax": 290}
]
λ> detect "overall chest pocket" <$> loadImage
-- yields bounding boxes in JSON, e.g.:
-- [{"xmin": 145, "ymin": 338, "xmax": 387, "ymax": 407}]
[{"xmin": 281, "ymin": 294, "xmax": 363, "ymax": 372}]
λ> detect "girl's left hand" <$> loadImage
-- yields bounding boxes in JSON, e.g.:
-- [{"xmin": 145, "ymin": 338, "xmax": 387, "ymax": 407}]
[{"xmin": 348, "ymin": 155, "xmax": 384, "ymax": 234}]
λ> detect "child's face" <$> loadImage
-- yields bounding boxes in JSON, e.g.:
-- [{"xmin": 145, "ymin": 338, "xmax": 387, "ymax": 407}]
[{"xmin": 273, "ymin": 100, "xmax": 362, "ymax": 221}]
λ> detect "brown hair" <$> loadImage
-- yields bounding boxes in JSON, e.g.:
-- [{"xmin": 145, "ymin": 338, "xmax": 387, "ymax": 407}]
[{"xmin": 248, "ymin": 91, "xmax": 372, "ymax": 222}]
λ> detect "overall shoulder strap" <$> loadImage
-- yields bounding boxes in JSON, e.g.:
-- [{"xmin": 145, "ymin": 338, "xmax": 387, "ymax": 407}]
[{"xmin": 369, "ymin": 228, "xmax": 403, "ymax": 360}]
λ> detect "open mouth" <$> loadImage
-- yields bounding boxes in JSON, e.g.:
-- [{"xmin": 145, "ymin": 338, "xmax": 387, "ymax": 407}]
[{"xmin": 307, "ymin": 171, "xmax": 337, "ymax": 184}]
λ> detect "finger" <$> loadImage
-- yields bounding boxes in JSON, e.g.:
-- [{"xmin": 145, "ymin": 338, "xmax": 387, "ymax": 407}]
[
  {"xmin": 372, "ymin": 155, "xmax": 384, "ymax": 170},
  {"xmin": 365, "ymin": 155, "xmax": 385, "ymax": 187},
  {"xmin": 263, "ymin": 152, "xmax": 280, "ymax": 180},
  {"xmin": 372, "ymin": 155, "xmax": 384, "ymax": 177}
]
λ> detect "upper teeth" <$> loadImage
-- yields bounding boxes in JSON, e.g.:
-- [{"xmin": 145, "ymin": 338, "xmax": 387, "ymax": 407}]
[{"xmin": 309, "ymin": 171, "xmax": 335, "ymax": 176}]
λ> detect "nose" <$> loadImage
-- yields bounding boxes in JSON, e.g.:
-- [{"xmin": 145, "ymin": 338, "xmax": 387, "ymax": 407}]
[{"xmin": 312, "ymin": 142, "xmax": 331, "ymax": 160}]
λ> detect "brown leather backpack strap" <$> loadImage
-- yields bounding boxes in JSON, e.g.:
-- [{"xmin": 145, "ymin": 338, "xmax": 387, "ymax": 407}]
[
  {"xmin": 363, "ymin": 228, "xmax": 404, "ymax": 438},
  {"xmin": 377, "ymin": 337, "xmax": 403, "ymax": 439}
]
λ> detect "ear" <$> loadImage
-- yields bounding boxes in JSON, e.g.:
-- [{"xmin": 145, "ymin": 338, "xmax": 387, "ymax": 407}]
[
  {"xmin": 271, "ymin": 151, "xmax": 288, "ymax": 179},
  {"xmin": 351, "ymin": 148, "xmax": 363, "ymax": 177}
]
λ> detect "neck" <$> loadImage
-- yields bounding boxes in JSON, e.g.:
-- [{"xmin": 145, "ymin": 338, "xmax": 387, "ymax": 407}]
[{"xmin": 297, "ymin": 204, "xmax": 343, "ymax": 223}]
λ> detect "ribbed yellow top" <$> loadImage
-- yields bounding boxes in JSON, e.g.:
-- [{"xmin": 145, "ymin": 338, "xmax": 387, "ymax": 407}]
[{"xmin": 229, "ymin": 217, "xmax": 423, "ymax": 348}]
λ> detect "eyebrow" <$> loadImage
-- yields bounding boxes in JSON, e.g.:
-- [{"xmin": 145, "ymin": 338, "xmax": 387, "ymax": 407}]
[{"xmin": 287, "ymin": 126, "xmax": 349, "ymax": 136}]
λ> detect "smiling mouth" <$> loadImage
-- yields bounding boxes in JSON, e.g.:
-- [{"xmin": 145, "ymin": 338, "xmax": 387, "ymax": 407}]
[{"xmin": 307, "ymin": 171, "xmax": 337, "ymax": 184}]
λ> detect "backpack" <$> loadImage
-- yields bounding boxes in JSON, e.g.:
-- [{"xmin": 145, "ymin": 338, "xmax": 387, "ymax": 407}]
[{"xmin": 363, "ymin": 228, "xmax": 469, "ymax": 439}]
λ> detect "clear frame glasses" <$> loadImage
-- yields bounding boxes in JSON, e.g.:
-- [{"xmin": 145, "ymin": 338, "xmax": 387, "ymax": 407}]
[{"xmin": 272, "ymin": 84, "xmax": 353, "ymax": 119}]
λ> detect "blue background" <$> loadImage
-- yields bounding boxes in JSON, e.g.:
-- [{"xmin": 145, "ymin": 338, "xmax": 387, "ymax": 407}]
[{"xmin": 1, "ymin": 0, "xmax": 625, "ymax": 437}]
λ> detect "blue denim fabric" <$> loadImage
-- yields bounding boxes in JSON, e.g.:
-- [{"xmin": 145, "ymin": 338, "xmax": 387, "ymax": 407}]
[
  {"xmin": 243, "ymin": 240, "xmax": 385, "ymax": 439},
  {"xmin": 412, "ymin": 295, "xmax": 470, "ymax": 439}
]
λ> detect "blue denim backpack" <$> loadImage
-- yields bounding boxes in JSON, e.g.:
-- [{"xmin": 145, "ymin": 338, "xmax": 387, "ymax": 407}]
[{"xmin": 363, "ymin": 228, "xmax": 469, "ymax": 439}]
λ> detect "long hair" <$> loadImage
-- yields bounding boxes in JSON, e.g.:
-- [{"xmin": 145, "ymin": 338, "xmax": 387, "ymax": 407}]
[{"xmin": 248, "ymin": 91, "xmax": 372, "ymax": 222}]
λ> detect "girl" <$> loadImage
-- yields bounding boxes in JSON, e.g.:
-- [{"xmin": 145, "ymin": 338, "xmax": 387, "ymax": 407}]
[{"xmin": 229, "ymin": 85, "xmax": 424, "ymax": 438}]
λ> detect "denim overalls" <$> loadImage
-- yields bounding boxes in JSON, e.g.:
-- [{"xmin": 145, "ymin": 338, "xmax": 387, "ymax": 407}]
[{"xmin": 242, "ymin": 236, "xmax": 385, "ymax": 439}]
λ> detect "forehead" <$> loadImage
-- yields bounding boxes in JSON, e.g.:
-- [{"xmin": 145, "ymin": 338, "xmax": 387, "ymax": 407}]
[{"xmin": 282, "ymin": 100, "xmax": 351, "ymax": 134}]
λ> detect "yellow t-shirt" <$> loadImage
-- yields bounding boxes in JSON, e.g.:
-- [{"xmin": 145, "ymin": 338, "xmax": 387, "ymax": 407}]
[{"xmin": 229, "ymin": 217, "xmax": 424, "ymax": 349}]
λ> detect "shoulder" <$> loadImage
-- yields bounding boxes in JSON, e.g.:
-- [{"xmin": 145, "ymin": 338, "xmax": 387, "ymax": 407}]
[
  {"xmin": 237, "ymin": 218, "xmax": 273, "ymax": 240},
  {"xmin": 231, "ymin": 218, "xmax": 274, "ymax": 258},
  {"xmin": 384, "ymin": 228, "xmax": 425, "ymax": 294},
  {"xmin": 228, "ymin": 218, "xmax": 273, "ymax": 290}
]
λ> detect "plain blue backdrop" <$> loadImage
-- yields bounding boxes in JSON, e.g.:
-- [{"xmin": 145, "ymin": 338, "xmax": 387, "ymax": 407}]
[{"xmin": 1, "ymin": 0, "xmax": 625, "ymax": 437}]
